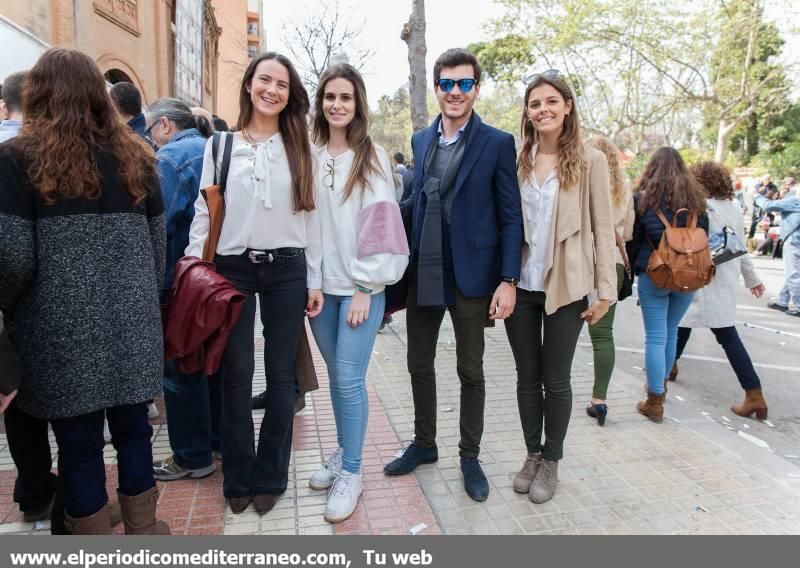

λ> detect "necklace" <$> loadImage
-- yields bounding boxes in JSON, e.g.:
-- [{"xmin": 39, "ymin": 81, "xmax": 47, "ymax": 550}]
[
  {"xmin": 242, "ymin": 128, "xmax": 272, "ymax": 144},
  {"xmin": 537, "ymin": 148, "xmax": 557, "ymax": 155}
]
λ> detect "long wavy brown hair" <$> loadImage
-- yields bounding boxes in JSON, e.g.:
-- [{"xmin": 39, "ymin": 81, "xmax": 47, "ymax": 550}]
[
  {"xmin": 587, "ymin": 136, "xmax": 627, "ymax": 205},
  {"xmin": 17, "ymin": 48, "xmax": 155, "ymax": 204},
  {"xmin": 518, "ymin": 75, "xmax": 585, "ymax": 189},
  {"xmin": 312, "ymin": 64, "xmax": 385, "ymax": 202},
  {"xmin": 636, "ymin": 147, "xmax": 706, "ymax": 215},
  {"xmin": 236, "ymin": 52, "xmax": 314, "ymax": 212},
  {"xmin": 689, "ymin": 161, "xmax": 735, "ymax": 201}
]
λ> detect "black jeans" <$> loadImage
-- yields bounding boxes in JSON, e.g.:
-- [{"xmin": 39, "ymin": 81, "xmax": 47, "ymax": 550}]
[
  {"xmin": 50, "ymin": 403, "xmax": 155, "ymax": 518},
  {"xmin": 215, "ymin": 252, "xmax": 307, "ymax": 498},
  {"xmin": 504, "ymin": 290, "xmax": 587, "ymax": 462},
  {"xmin": 4, "ymin": 403, "xmax": 59, "ymax": 509},
  {"xmin": 676, "ymin": 326, "xmax": 761, "ymax": 390},
  {"xmin": 406, "ymin": 273, "xmax": 489, "ymax": 459}
]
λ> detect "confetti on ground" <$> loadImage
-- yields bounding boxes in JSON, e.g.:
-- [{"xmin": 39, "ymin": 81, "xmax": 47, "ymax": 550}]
[
  {"xmin": 701, "ymin": 411, "xmax": 710, "ymax": 416},
  {"xmin": 440, "ymin": 407, "xmax": 454, "ymax": 413},
  {"xmin": 632, "ymin": 366, "xmax": 644, "ymax": 371},
  {"xmin": 409, "ymin": 523, "xmax": 428, "ymax": 535},
  {"xmin": 696, "ymin": 505, "xmax": 709, "ymax": 513},
  {"xmin": 785, "ymin": 454, "xmax": 800, "ymax": 459},
  {"xmin": 742, "ymin": 424, "xmax": 750, "ymax": 429},
  {"xmin": 737, "ymin": 430, "xmax": 770, "ymax": 449},
  {"xmin": 788, "ymin": 473, "xmax": 800, "ymax": 479},
  {"xmin": 721, "ymin": 416, "xmax": 731, "ymax": 423},
  {"xmin": 763, "ymin": 420, "xmax": 775, "ymax": 428},
  {"xmin": 675, "ymin": 395, "xmax": 686, "ymax": 402},
  {"xmin": 669, "ymin": 417, "xmax": 681, "ymax": 424}
]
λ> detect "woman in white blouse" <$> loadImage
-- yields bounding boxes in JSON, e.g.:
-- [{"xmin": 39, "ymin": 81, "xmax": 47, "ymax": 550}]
[
  {"xmin": 504, "ymin": 71, "xmax": 615, "ymax": 505},
  {"xmin": 185, "ymin": 53, "xmax": 322, "ymax": 516},
  {"xmin": 306, "ymin": 64, "xmax": 409, "ymax": 523}
]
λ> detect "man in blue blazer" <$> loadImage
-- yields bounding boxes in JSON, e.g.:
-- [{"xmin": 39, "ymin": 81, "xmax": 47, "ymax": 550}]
[{"xmin": 384, "ymin": 48, "xmax": 523, "ymax": 502}]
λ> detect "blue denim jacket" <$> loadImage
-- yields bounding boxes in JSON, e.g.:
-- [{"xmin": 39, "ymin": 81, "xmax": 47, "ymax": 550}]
[
  {"xmin": 755, "ymin": 194, "xmax": 800, "ymax": 245},
  {"xmin": 156, "ymin": 128, "xmax": 207, "ymax": 291}
]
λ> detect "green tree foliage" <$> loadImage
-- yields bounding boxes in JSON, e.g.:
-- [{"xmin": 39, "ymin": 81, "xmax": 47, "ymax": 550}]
[{"xmin": 370, "ymin": 87, "xmax": 414, "ymax": 159}]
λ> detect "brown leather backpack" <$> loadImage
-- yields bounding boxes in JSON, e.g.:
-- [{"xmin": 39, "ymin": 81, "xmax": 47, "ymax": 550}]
[{"xmin": 646, "ymin": 209, "xmax": 715, "ymax": 292}]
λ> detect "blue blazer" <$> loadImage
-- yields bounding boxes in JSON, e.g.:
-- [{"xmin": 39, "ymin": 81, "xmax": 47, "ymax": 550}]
[{"xmin": 407, "ymin": 113, "xmax": 523, "ymax": 298}]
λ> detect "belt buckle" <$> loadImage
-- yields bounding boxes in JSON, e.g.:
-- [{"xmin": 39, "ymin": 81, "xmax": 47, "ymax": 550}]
[{"xmin": 247, "ymin": 250, "xmax": 274, "ymax": 264}]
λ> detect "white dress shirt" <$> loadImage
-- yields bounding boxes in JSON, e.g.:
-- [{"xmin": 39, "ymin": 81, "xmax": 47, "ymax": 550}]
[
  {"xmin": 519, "ymin": 169, "xmax": 558, "ymax": 292},
  {"xmin": 185, "ymin": 132, "xmax": 322, "ymax": 288}
]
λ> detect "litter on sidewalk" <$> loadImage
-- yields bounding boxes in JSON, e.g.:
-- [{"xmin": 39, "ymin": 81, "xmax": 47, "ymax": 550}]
[{"xmin": 409, "ymin": 523, "xmax": 427, "ymax": 535}]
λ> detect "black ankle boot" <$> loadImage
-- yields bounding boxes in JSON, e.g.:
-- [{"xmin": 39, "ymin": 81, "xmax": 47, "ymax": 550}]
[{"xmin": 586, "ymin": 403, "xmax": 608, "ymax": 426}]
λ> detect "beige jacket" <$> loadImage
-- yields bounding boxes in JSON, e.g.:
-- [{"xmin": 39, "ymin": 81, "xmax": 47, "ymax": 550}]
[
  {"xmin": 520, "ymin": 146, "xmax": 617, "ymax": 314},
  {"xmin": 613, "ymin": 188, "xmax": 635, "ymax": 264}
]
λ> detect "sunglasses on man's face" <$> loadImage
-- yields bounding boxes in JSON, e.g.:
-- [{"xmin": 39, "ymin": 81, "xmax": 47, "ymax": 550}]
[
  {"xmin": 435, "ymin": 78, "xmax": 478, "ymax": 94},
  {"xmin": 523, "ymin": 69, "xmax": 562, "ymax": 85}
]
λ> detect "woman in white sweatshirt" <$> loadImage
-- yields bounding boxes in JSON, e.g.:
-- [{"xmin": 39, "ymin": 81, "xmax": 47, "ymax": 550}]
[{"xmin": 307, "ymin": 64, "xmax": 409, "ymax": 523}]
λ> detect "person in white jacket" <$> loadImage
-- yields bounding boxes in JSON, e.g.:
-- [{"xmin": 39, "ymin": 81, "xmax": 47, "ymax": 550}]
[
  {"xmin": 674, "ymin": 161, "xmax": 768, "ymax": 419},
  {"xmin": 307, "ymin": 63, "xmax": 409, "ymax": 523}
]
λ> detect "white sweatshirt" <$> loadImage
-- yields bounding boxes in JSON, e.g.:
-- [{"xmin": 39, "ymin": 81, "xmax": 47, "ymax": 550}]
[
  {"xmin": 315, "ymin": 144, "xmax": 409, "ymax": 296},
  {"xmin": 185, "ymin": 132, "xmax": 322, "ymax": 289}
]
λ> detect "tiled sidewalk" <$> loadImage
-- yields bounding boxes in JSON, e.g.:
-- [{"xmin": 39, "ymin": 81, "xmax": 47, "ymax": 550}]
[{"xmin": 2, "ymin": 310, "xmax": 800, "ymax": 535}]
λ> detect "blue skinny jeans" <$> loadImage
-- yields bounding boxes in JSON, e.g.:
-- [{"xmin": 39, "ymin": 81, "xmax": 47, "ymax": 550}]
[
  {"xmin": 309, "ymin": 292, "xmax": 385, "ymax": 473},
  {"xmin": 637, "ymin": 274, "xmax": 695, "ymax": 394}
]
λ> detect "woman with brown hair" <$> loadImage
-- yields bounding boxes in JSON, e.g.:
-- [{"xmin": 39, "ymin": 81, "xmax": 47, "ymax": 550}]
[
  {"xmin": 306, "ymin": 64, "xmax": 408, "ymax": 523},
  {"xmin": 626, "ymin": 147, "xmax": 709, "ymax": 423},
  {"xmin": 585, "ymin": 136, "xmax": 635, "ymax": 426},
  {"xmin": 185, "ymin": 52, "xmax": 322, "ymax": 516},
  {"xmin": 0, "ymin": 48, "xmax": 169, "ymax": 535},
  {"xmin": 674, "ymin": 161, "xmax": 767, "ymax": 419},
  {"xmin": 505, "ymin": 71, "xmax": 616, "ymax": 504}
]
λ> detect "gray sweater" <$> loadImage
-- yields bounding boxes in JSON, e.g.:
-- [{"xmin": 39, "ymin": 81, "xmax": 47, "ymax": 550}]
[{"xmin": 0, "ymin": 139, "xmax": 166, "ymax": 419}]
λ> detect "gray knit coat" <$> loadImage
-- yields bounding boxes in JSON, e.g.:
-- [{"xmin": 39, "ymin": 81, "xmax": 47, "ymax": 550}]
[{"xmin": 0, "ymin": 139, "xmax": 166, "ymax": 419}]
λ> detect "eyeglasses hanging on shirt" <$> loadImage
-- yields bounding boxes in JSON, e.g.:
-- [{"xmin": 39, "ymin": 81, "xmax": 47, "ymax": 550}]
[{"xmin": 323, "ymin": 158, "xmax": 335, "ymax": 191}]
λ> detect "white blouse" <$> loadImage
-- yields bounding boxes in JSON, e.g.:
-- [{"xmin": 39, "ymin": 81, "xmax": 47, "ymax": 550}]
[
  {"xmin": 520, "ymin": 170, "xmax": 558, "ymax": 292},
  {"xmin": 185, "ymin": 132, "xmax": 322, "ymax": 289}
]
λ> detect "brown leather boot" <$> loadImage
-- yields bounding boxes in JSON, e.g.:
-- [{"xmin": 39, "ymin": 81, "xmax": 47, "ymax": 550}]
[
  {"xmin": 64, "ymin": 504, "xmax": 113, "ymax": 535},
  {"xmin": 118, "ymin": 486, "xmax": 171, "ymax": 535},
  {"xmin": 636, "ymin": 392, "xmax": 666, "ymax": 423},
  {"xmin": 668, "ymin": 362, "xmax": 678, "ymax": 381},
  {"xmin": 731, "ymin": 388, "xmax": 768, "ymax": 420}
]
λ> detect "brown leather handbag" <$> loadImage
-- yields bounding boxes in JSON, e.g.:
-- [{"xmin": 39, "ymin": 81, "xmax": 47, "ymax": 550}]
[{"xmin": 646, "ymin": 209, "xmax": 715, "ymax": 292}]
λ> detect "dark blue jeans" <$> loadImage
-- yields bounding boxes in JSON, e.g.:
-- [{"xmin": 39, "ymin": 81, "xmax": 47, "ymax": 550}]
[
  {"xmin": 162, "ymin": 361, "xmax": 222, "ymax": 469},
  {"xmin": 676, "ymin": 326, "xmax": 761, "ymax": 390},
  {"xmin": 215, "ymin": 252, "xmax": 307, "ymax": 498},
  {"xmin": 50, "ymin": 403, "xmax": 155, "ymax": 518}
]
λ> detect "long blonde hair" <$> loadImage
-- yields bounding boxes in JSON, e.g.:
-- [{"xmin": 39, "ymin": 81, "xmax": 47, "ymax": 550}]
[
  {"xmin": 518, "ymin": 75, "xmax": 584, "ymax": 189},
  {"xmin": 587, "ymin": 136, "xmax": 626, "ymax": 205}
]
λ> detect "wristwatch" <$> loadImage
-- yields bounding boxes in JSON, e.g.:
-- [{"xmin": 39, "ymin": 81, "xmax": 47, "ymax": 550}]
[
  {"xmin": 355, "ymin": 283, "xmax": 373, "ymax": 295},
  {"xmin": 501, "ymin": 277, "xmax": 519, "ymax": 287}
]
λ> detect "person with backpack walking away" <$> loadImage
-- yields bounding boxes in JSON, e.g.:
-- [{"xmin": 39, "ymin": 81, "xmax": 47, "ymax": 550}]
[
  {"xmin": 673, "ymin": 161, "xmax": 767, "ymax": 419},
  {"xmin": 626, "ymin": 147, "xmax": 712, "ymax": 423}
]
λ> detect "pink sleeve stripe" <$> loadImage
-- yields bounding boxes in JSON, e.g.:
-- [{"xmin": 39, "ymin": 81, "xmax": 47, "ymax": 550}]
[{"xmin": 356, "ymin": 201, "xmax": 410, "ymax": 259}]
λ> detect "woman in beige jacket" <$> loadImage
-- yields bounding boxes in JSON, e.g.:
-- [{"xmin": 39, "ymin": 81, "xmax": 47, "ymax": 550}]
[
  {"xmin": 585, "ymin": 137, "xmax": 635, "ymax": 426},
  {"xmin": 505, "ymin": 71, "xmax": 616, "ymax": 505}
]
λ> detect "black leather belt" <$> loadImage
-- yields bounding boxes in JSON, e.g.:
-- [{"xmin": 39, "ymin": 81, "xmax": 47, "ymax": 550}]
[{"xmin": 244, "ymin": 247, "xmax": 304, "ymax": 264}]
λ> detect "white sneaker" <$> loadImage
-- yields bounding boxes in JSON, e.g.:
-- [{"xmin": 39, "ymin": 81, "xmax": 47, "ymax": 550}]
[
  {"xmin": 147, "ymin": 402, "xmax": 159, "ymax": 420},
  {"xmin": 309, "ymin": 447, "xmax": 343, "ymax": 490},
  {"xmin": 324, "ymin": 471, "xmax": 362, "ymax": 523}
]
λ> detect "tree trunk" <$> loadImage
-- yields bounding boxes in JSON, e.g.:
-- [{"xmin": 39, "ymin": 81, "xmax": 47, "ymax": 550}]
[
  {"xmin": 715, "ymin": 119, "xmax": 731, "ymax": 163},
  {"xmin": 401, "ymin": 0, "xmax": 428, "ymax": 132}
]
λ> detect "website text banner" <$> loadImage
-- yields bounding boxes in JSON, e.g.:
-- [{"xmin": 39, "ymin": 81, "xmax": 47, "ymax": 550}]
[{"xmin": 0, "ymin": 535, "xmax": 774, "ymax": 568}]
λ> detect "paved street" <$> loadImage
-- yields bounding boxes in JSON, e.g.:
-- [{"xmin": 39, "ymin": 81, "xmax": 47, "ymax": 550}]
[{"xmin": 1, "ymin": 253, "xmax": 799, "ymax": 535}]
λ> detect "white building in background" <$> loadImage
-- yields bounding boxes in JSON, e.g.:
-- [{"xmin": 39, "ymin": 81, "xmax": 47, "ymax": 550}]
[
  {"xmin": 0, "ymin": 15, "xmax": 48, "ymax": 82},
  {"xmin": 174, "ymin": 0, "xmax": 205, "ymax": 107}
]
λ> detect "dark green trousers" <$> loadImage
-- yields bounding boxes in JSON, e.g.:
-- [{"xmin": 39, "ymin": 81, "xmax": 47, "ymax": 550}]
[
  {"xmin": 504, "ymin": 290, "xmax": 586, "ymax": 462},
  {"xmin": 406, "ymin": 276, "xmax": 489, "ymax": 459},
  {"xmin": 587, "ymin": 264, "xmax": 625, "ymax": 399}
]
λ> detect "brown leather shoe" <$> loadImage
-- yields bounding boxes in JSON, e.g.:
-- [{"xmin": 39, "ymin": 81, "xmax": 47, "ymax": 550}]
[
  {"xmin": 253, "ymin": 494, "xmax": 278, "ymax": 515},
  {"xmin": 512, "ymin": 453, "xmax": 542, "ymax": 493},
  {"xmin": 227, "ymin": 496, "xmax": 252, "ymax": 514},
  {"xmin": 668, "ymin": 362, "xmax": 678, "ymax": 381},
  {"xmin": 731, "ymin": 388, "xmax": 768, "ymax": 420},
  {"xmin": 636, "ymin": 392, "xmax": 666, "ymax": 423}
]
